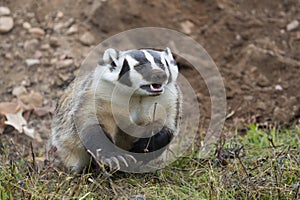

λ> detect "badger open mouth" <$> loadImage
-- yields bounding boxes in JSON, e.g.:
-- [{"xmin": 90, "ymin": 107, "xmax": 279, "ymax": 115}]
[{"xmin": 140, "ymin": 83, "xmax": 163, "ymax": 94}]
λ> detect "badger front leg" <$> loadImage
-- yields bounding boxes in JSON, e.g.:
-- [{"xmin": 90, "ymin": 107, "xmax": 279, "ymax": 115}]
[{"xmin": 80, "ymin": 124, "xmax": 136, "ymax": 171}]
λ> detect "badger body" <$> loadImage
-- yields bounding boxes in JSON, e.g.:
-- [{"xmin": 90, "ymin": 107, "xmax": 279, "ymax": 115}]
[{"xmin": 51, "ymin": 48, "xmax": 181, "ymax": 172}]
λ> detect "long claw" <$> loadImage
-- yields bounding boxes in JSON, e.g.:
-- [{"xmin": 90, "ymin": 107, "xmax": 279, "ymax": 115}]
[
  {"xmin": 125, "ymin": 154, "xmax": 137, "ymax": 163},
  {"xmin": 104, "ymin": 158, "xmax": 112, "ymax": 169},
  {"xmin": 111, "ymin": 157, "xmax": 120, "ymax": 170},
  {"xmin": 117, "ymin": 155, "xmax": 128, "ymax": 167}
]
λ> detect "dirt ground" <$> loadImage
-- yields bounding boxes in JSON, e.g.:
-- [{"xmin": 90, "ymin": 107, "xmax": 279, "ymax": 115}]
[{"xmin": 0, "ymin": 0, "xmax": 299, "ymax": 154}]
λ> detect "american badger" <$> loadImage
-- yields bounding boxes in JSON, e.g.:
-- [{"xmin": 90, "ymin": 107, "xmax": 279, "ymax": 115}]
[{"xmin": 51, "ymin": 48, "xmax": 181, "ymax": 172}]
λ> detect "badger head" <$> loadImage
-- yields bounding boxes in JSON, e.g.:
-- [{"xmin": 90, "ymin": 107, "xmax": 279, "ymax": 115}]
[{"xmin": 101, "ymin": 48, "xmax": 178, "ymax": 96}]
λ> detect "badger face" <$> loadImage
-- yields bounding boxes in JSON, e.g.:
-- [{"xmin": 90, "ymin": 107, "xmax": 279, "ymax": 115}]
[{"xmin": 101, "ymin": 48, "xmax": 178, "ymax": 96}]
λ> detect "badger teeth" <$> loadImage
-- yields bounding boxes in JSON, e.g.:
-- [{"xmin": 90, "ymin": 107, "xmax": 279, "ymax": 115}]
[{"xmin": 150, "ymin": 84, "xmax": 163, "ymax": 92}]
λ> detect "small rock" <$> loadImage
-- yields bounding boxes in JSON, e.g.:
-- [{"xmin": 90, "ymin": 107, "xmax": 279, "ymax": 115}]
[
  {"xmin": 54, "ymin": 22, "xmax": 64, "ymax": 32},
  {"xmin": 79, "ymin": 32, "xmax": 95, "ymax": 46},
  {"xmin": 49, "ymin": 36, "xmax": 60, "ymax": 47},
  {"xmin": 40, "ymin": 43, "xmax": 50, "ymax": 50},
  {"xmin": 4, "ymin": 52, "xmax": 12, "ymax": 59},
  {"xmin": 286, "ymin": 20, "xmax": 299, "ymax": 31},
  {"xmin": 66, "ymin": 24, "xmax": 78, "ymax": 35},
  {"xmin": 295, "ymin": 32, "xmax": 300, "ymax": 40},
  {"xmin": 25, "ymin": 59, "xmax": 40, "ymax": 67},
  {"xmin": 180, "ymin": 20, "xmax": 194, "ymax": 35},
  {"xmin": 22, "ymin": 22, "xmax": 31, "ymax": 29},
  {"xmin": 34, "ymin": 51, "xmax": 43, "ymax": 59},
  {"xmin": 29, "ymin": 27, "xmax": 45, "ymax": 36},
  {"xmin": 56, "ymin": 59, "xmax": 73, "ymax": 69},
  {"xmin": 275, "ymin": 84, "xmax": 283, "ymax": 91},
  {"xmin": 0, "ymin": 16, "xmax": 14, "ymax": 33},
  {"xmin": 56, "ymin": 11, "xmax": 64, "ymax": 19},
  {"xmin": 256, "ymin": 74, "xmax": 270, "ymax": 87},
  {"xmin": 12, "ymin": 86, "xmax": 27, "ymax": 97},
  {"xmin": 0, "ymin": 7, "xmax": 11, "ymax": 16},
  {"xmin": 256, "ymin": 101, "xmax": 267, "ymax": 111},
  {"xmin": 24, "ymin": 39, "xmax": 39, "ymax": 52},
  {"xmin": 63, "ymin": 18, "xmax": 75, "ymax": 28},
  {"xmin": 244, "ymin": 95, "xmax": 254, "ymax": 101},
  {"xmin": 58, "ymin": 73, "xmax": 70, "ymax": 81}
]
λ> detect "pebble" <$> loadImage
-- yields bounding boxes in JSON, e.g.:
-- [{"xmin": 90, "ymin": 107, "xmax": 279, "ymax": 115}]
[
  {"xmin": 56, "ymin": 11, "xmax": 64, "ymax": 19},
  {"xmin": 286, "ymin": 20, "xmax": 299, "ymax": 31},
  {"xmin": 0, "ymin": 16, "xmax": 14, "ymax": 33},
  {"xmin": 256, "ymin": 101, "xmax": 267, "ymax": 111},
  {"xmin": 275, "ymin": 84, "xmax": 283, "ymax": 91},
  {"xmin": 66, "ymin": 24, "xmax": 78, "ymax": 35},
  {"xmin": 0, "ymin": 7, "xmax": 10, "ymax": 16},
  {"xmin": 295, "ymin": 32, "xmax": 300, "ymax": 40},
  {"xmin": 34, "ymin": 51, "xmax": 43, "ymax": 59},
  {"xmin": 79, "ymin": 31, "xmax": 95, "ymax": 46},
  {"xmin": 24, "ymin": 39, "xmax": 39, "ymax": 52},
  {"xmin": 12, "ymin": 86, "xmax": 27, "ymax": 97},
  {"xmin": 180, "ymin": 20, "xmax": 194, "ymax": 35},
  {"xmin": 63, "ymin": 18, "xmax": 75, "ymax": 28},
  {"xmin": 22, "ymin": 21, "xmax": 31, "ymax": 29},
  {"xmin": 53, "ymin": 22, "xmax": 64, "ymax": 31},
  {"xmin": 40, "ymin": 43, "xmax": 50, "ymax": 50},
  {"xmin": 256, "ymin": 74, "xmax": 270, "ymax": 87},
  {"xmin": 235, "ymin": 34, "xmax": 241, "ymax": 41},
  {"xmin": 25, "ymin": 59, "xmax": 40, "ymax": 67},
  {"xmin": 56, "ymin": 59, "xmax": 73, "ymax": 69},
  {"xmin": 29, "ymin": 27, "xmax": 45, "ymax": 36},
  {"xmin": 49, "ymin": 36, "xmax": 60, "ymax": 47}
]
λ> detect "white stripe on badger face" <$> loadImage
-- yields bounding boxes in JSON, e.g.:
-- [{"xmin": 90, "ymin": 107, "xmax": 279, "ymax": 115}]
[
  {"xmin": 142, "ymin": 50, "xmax": 161, "ymax": 70},
  {"xmin": 125, "ymin": 55, "xmax": 139, "ymax": 69},
  {"xmin": 161, "ymin": 56, "xmax": 171, "ymax": 83}
]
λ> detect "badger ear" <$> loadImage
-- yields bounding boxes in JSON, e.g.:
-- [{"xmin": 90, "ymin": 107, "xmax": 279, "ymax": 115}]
[
  {"xmin": 164, "ymin": 47, "xmax": 175, "ymax": 64},
  {"xmin": 164, "ymin": 47, "xmax": 178, "ymax": 81},
  {"xmin": 103, "ymin": 48, "xmax": 119, "ymax": 67}
]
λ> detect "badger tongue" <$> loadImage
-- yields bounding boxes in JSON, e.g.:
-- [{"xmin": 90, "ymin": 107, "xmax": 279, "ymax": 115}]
[{"xmin": 150, "ymin": 84, "xmax": 163, "ymax": 92}]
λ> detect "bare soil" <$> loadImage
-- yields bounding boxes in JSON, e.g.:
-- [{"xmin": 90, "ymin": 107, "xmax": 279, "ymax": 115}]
[{"xmin": 0, "ymin": 0, "xmax": 299, "ymax": 154}]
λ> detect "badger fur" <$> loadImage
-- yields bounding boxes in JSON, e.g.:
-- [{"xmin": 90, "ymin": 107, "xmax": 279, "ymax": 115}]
[{"xmin": 51, "ymin": 48, "xmax": 181, "ymax": 172}]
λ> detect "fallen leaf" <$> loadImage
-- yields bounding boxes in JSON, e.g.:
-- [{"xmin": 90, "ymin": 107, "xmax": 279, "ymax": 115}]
[
  {"xmin": 23, "ymin": 126, "xmax": 42, "ymax": 142},
  {"xmin": 4, "ymin": 109, "xmax": 26, "ymax": 132},
  {"xmin": 19, "ymin": 92, "xmax": 44, "ymax": 108},
  {"xmin": 0, "ymin": 100, "xmax": 21, "ymax": 114}
]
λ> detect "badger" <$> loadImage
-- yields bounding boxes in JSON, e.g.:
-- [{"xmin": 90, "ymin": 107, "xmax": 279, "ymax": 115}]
[{"xmin": 50, "ymin": 47, "xmax": 182, "ymax": 172}]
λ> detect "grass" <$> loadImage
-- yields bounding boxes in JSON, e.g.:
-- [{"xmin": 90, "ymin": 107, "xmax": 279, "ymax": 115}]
[{"xmin": 0, "ymin": 124, "xmax": 299, "ymax": 199}]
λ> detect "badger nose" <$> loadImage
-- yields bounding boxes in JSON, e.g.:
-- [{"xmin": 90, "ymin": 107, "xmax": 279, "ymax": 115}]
[{"xmin": 149, "ymin": 69, "xmax": 167, "ymax": 83}]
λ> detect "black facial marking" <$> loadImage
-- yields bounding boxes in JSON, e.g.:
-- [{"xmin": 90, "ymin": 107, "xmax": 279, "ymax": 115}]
[
  {"xmin": 131, "ymin": 50, "xmax": 150, "ymax": 65},
  {"xmin": 146, "ymin": 50, "xmax": 165, "ymax": 70},
  {"xmin": 118, "ymin": 59, "xmax": 132, "ymax": 86},
  {"xmin": 109, "ymin": 60, "xmax": 117, "ymax": 72},
  {"xmin": 165, "ymin": 58, "xmax": 172, "ymax": 84}
]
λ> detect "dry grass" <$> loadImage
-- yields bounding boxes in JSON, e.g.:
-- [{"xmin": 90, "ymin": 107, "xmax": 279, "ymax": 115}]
[{"xmin": 0, "ymin": 124, "xmax": 299, "ymax": 199}]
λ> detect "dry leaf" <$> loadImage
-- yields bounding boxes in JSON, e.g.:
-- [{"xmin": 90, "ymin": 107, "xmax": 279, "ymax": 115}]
[
  {"xmin": 0, "ymin": 100, "xmax": 21, "ymax": 114},
  {"xmin": 19, "ymin": 92, "xmax": 43, "ymax": 108},
  {"xmin": 4, "ymin": 109, "xmax": 26, "ymax": 132}
]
